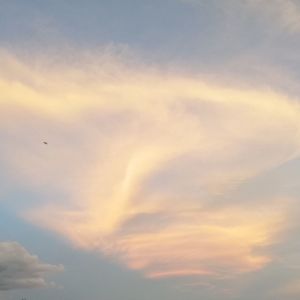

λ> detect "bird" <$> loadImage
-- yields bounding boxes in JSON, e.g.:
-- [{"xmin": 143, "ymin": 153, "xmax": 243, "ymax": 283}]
[{"xmin": 43, "ymin": 141, "xmax": 48, "ymax": 145}]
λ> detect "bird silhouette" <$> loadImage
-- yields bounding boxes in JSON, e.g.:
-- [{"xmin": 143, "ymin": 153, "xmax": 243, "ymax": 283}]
[{"xmin": 43, "ymin": 141, "xmax": 48, "ymax": 145}]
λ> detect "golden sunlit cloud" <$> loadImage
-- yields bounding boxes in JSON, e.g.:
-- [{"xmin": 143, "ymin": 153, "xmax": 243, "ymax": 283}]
[{"xmin": 1, "ymin": 49, "xmax": 300, "ymax": 281}]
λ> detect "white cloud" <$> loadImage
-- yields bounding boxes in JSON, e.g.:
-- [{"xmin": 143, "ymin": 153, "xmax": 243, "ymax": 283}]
[{"xmin": 0, "ymin": 242, "xmax": 63, "ymax": 291}]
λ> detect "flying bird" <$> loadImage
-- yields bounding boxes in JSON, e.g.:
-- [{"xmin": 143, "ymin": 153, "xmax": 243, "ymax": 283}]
[{"xmin": 43, "ymin": 141, "xmax": 48, "ymax": 145}]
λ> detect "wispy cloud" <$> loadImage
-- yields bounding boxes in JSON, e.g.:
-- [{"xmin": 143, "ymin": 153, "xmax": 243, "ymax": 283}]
[
  {"xmin": 275, "ymin": 279, "xmax": 300, "ymax": 298},
  {"xmin": 183, "ymin": 0, "xmax": 300, "ymax": 34},
  {"xmin": 245, "ymin": 0, "xmax": 300, "ymax": 33},
  {"xmin": 1, "ymin": 49, "xmax": 300, "ymax": 284},
  {"xmin": 0, "ymin": 242, "xmax": 63, "ymax": 291}
]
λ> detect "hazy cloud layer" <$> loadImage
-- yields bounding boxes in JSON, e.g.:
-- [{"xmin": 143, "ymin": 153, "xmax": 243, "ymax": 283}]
[
  {"xmin": 0, "ymin": 242, "xmax": 63, "ymax": 291},
  {"xmin": 1, "ymin": 49, "xmax": 300, "ymax": 295}
]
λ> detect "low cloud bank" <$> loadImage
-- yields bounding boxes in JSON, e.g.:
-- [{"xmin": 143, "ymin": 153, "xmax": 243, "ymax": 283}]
[{"xmin": 0, "ymin": 242, "xmax": 63, "ymax": 291}]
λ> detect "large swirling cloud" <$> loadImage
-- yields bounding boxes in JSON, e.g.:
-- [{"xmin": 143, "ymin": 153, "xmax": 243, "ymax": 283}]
[{"xmin": 1, "ymin": 49, "xmax": 300, "ymax": 282}]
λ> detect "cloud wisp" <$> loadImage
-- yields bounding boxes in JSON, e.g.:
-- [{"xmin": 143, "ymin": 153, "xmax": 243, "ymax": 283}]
[
  {"xmin": 244, "ymin": 0, "xmax": 300, "ymax": 33},
  {"xmin": 184, "ymin": 0, "xmax": 300, "ymax": 34},
  {"xmin": 0, "ymin": 242, "xmax": 63, "ymax": 291},
  {"xmin": 1, "ymin": 49, "xmax": 300, "ymax": 284}
]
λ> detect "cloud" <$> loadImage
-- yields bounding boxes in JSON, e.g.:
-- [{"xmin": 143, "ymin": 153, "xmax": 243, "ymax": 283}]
[
  {"xmin": 0, "ymin": 242, "xmax": 63, "ymax": 291},
  {"xmin": 275, "ymin": 279, "xmax": 300, "ymax": 298},
  {"xmin": 245, "ymin": 0, "xmax": 300, "ymax": 33},
  {"xmin": 1, "ymin": 49, "xmax": 300, "ymax": 284},
  {"xmin": 183, "ymin": 0, "xmax": 300, "ymax": 34}
]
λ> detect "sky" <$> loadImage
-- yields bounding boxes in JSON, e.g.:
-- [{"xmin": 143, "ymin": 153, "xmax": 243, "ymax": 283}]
[{"xmin": 0, "ymin": 0, "xmax": 300, "ymax": 299}]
